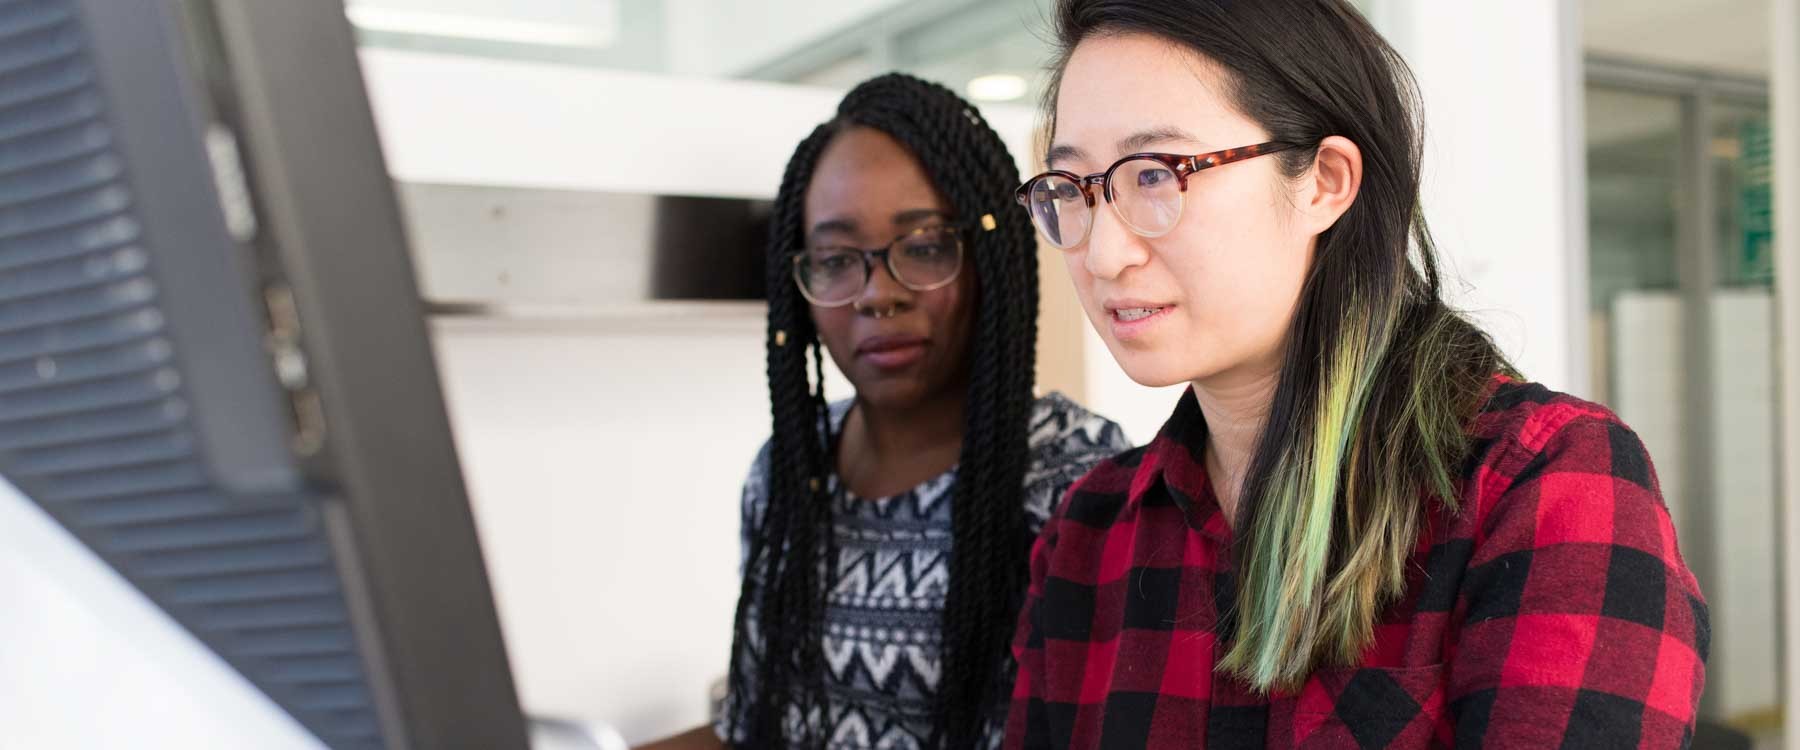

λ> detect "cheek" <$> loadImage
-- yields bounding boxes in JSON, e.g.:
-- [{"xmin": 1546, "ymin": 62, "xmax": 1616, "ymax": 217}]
[
  {"xmin": 1163, "ymin": 190, "xmax": 1310, "ymax": 346},
  {"xmin": 1062, "ymin": 251, "xmax": 1099, "ymax": 310},
  {"xmin": 1170, "ymin": 224, "xmax": 1299, "ymax": 303},
  {"xmin": 922, "ymin": 280, "xmax": 973, "ymax": 340},
  {"xmin": 810, "ymin": 306, "xmax": 856, "ymax": 354}
]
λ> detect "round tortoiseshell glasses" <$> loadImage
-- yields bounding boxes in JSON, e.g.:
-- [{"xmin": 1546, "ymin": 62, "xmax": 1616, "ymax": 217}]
[{"xmin": 1015, "ymin": 141, "xmax": 1294, "ymax": 249}]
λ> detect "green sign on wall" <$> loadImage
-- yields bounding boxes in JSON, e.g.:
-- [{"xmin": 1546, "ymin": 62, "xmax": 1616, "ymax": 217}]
[{"xmin": 1736, "ymin": 119, "xmax": 1773, "ymax": 285}]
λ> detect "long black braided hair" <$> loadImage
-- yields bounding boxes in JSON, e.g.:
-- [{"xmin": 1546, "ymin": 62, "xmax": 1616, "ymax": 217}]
[{"xmin": 723, "ymin": 73, "xmax": 1040, "ymax": 749}]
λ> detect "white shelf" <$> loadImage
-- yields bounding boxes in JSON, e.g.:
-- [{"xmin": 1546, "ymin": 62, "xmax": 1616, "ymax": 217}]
[{"xmin": 424, "ymin": 299, "xmax": 767, "ymax": 333}]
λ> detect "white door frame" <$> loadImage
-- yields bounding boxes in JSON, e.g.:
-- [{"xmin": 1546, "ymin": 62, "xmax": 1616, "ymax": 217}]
[{"xmin": 1773, "ymin": 1, "xmax": 1800, "ymax": 747}]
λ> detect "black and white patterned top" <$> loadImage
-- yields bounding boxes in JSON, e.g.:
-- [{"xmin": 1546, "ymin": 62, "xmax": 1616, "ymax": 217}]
[{"xmin": 717, "ymin": 392, "xmax": 1129, "ymax": 749}]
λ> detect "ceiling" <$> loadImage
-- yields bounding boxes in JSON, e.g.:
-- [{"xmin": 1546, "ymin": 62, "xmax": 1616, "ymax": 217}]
[
  {"xmin": 344, "ymin": 0, "xmax": 1775, "ymax": 104},
  {"xmin": 1583, "ymin": 0, "xmax": 1770, "ymax": 78}
]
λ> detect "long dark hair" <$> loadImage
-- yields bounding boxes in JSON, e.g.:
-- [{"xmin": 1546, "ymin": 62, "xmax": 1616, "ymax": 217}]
[
  {"xmin": 1044, "ymin": 0, "xmax": 1510, "ymax": 691},
  {"xmin": 724, "ymin": 73, "xmax": 1040, "ymax": 748}
]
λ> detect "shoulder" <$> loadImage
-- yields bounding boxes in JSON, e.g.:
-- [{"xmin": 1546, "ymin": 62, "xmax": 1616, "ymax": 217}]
[
  {"xmin": 827, "ymin": 397, "xmax": 854, "ymax": 428},
  {"xmin": 1458, "ymin": 378, "xmax": 1695, "ymax": 589},
  {"xmin": 1019, "ymin": 392, "xmax": 1132, "ymax": 529},
  {"xmin": 740, "ymin": 437, "xmax": 773, "ymax": 527},
  {"xmin": 1025, "ymin": 391, "xmax": 1131, "ymax": 460},
  {"xmin": 1463, "ymin": 378, "xmax": 1661, "ymax": 509},
  {"xmin": 1469, "ymin": 377, "xmax": 1626, "ymax": 445},
  {"xmin": 741, "ymin": 398, "xmax": 848, "ymax": 515},
  {"xmin": 1055, "ymin": 442, "xmax": 1149, "ymax": 524},
  {"xmin": 1442, "ymin": 379, "xmax": 1707, "ymax": 731}
]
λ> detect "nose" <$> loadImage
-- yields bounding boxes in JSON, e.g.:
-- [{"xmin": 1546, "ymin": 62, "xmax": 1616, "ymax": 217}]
[
  {"xmin": 1082, "ymin": 200, "xmax": 1151, "ymax": 281},
  {"xmin": 853, "ymin": 253, "xmax": 914, "ymax": 315}
]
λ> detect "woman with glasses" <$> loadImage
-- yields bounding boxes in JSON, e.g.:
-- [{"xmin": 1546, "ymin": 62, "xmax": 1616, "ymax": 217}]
[
  {"xmin": 639, "ymin": 74, "xmax": 1126, "ymax": 750},
  {"xmin": 1004, "ymin": 1, "xmax": 1707, "ymax": 748}
]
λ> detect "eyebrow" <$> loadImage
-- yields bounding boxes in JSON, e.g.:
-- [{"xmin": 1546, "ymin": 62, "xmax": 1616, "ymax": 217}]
[
  {"xmin": 810, "ymin": 218, "xmax": 856, "ymax": 235},
  {"xmin": 1044, "ymin": 143, "xmax": 1085, "ymax": 169},
  {"xmin": 809, "ymin": 208, "xmax": 950, "ymax": 237},
  {"xmin": 893, "ymin": 208, "xmax": 949, "ymax": 226},
  {"xmin": 1118, "ymin": 126, "xmax": 1204, "ymax": 155},
  {"xmin": 1045, "ymin": 126, "xmax": 1208, "ymax": 170}
]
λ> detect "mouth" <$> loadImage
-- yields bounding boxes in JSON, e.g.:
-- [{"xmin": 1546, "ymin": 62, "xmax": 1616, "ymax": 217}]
[
  {"xmin": 1111, "ymin": 306, "xmax": 1167, "ymax": 322},
  {"xmin": 1103, "ymin": 301, "xmax": 1174, "ymax": 340},
  {"xmin": 856, "ymin": 335, "xmax": 929, "ymax": 370}
]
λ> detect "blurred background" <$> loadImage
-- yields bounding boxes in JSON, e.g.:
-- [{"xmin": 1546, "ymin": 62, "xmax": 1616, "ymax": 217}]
[{"xmin": 0, "ymin": 0, "xmax": 1795, "ymax": 748}]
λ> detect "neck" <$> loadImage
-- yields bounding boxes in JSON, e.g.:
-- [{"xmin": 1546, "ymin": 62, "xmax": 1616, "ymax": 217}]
[
  {"xmin": 850, "ymin": 389, "xmax": 965, "ymax": 460},
  {"xmin": 1191, "ymin": 364, "xmax": 1282, "ymax": 525}
]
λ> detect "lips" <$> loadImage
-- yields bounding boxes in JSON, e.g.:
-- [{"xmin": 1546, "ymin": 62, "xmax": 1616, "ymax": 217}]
[
  {"xmin": 1102, "ymin": 299, "xmax": 1174, "ymax": 341},
  {"xmin": 856, "ymin": 334, "xmax": 929, "ymax": 370}
]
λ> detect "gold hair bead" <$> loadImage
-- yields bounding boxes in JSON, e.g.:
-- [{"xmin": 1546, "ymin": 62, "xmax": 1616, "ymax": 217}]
[
  {"xmin": 980, "ymin": 213, "xmax": 998, "ymax": 231},
  {"xmin": 775, "ymin": 330, "xmax": 788, "ymax": 347}
]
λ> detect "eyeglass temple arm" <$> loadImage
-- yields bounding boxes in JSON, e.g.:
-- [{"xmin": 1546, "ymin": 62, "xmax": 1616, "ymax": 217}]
[{"xmin": 1186, "ymin": 141, "xmax": 1295, "ymax": 172}]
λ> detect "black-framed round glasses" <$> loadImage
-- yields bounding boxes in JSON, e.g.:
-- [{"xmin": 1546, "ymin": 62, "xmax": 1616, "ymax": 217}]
[
  {"xmin": 791, "ymin": 223, "xmax": 974, "ymax": 308},
  {"xmin": 1014, "ymin": 141, "xmax": 1294, "ymax": 250}
]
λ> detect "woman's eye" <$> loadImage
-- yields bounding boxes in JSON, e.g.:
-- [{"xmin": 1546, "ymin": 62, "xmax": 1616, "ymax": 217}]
[
  {"xmin": 1139, "ymin": 168, "xmax": 1174, "ymax": 188},
  {"xmin": 1055, "ymin": 183, "xmax": 1082, "ymax": 201},
  {"xmin": 816, "ymin": 254, "xmax": 855, "ymax": 271},
  {"xmin": 904, "ymin": 243, "xmax": 945, "ymax": 259}
]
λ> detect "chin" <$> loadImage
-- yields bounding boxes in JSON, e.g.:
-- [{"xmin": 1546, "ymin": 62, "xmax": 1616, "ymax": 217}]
[
  {"xmin": 1106, "ymin": 345, "xmax": 1197, "ymax": 389},
  {"xmin": 1120, "ymin": 367, "xmax": 1191, "ymax": 389},
  {"xmin": 849, "ymin": 377, "xmax": 931, "ymax": 409}
]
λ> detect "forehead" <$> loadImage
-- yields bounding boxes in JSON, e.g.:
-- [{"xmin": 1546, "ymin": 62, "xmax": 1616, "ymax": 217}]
[
  {"xmin": 804, "ymin": 127, "xmax": 944, "ymax": 223},
  {"xmin": 1051, "ymin": 33, "xmax": 1248, "ymax": 165}
]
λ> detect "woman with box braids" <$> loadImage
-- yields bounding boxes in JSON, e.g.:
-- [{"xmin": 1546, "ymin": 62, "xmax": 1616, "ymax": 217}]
[{"xmin": 642, "ymin": 73, "xmax": 1127, "ymax": 750}]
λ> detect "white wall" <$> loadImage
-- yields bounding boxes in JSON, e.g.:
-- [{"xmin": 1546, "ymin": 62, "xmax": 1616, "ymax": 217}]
[
  {"xmin": 1376, "ymin": 1, "xmax": 1585, "ymax": 394},
  {"xmin": 359, "ymin": 49, "xmax": 1041, "ymax": 198},
  {"xmin": 348, "ymin": 0, "xmax": 620, "ymax": 40},
  {"xmin": 664, "ymin": 0, "xmax": 907, "ymax": 77},
  {"xmin": 1585, "ymin": 0, "xmax": 1772, "ymax": 78},
  {"xmin": 1613, "ymin": 291, "xmax": 1782, "ymax": 718},
  {"xmin": 428, "ymin": 315, "xmax": 773, "ymax": 742},
  {"xmin": 1709, "ymin": 291, "xmax": 1782, "ymax": 719},
  {"xmin": 0, "ymin": 482, "xmax": 325, "ymax": 750},
  {"xmin": 361, "ymin": 50, "xmax": 836, "ymax": 199}
]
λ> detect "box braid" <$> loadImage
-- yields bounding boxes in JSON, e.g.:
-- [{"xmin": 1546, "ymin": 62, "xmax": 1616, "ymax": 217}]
[{"xmin": 723, "ymin": 73, "xmax": 1039, "ymax": 749}]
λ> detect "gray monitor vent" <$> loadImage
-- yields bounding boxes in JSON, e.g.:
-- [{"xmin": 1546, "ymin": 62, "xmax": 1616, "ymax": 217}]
[{"xmin": 0, "ymin": 2, "xmax": 385, "ymax": 747}]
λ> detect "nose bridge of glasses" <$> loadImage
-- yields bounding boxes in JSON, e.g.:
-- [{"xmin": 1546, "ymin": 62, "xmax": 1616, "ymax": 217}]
[
  {"xmin": 859, "ymin": 247, "xmax": 911, "ymax": 294},
  {"xmin": 1079, "ymin": 172, "xmax": 1111, "ymax": 204}
]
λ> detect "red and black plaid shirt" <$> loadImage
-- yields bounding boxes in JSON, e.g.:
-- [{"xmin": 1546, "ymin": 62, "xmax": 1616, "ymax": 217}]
[{"xmin": 1004, "ymin": 378, "xmax": 1708, "ymax": 749}]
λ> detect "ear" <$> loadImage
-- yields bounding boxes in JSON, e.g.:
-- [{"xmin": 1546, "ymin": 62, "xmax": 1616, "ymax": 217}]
[{"xmin": 1302, "ymin": 135, "xmax": 1363, "ymax": 234}]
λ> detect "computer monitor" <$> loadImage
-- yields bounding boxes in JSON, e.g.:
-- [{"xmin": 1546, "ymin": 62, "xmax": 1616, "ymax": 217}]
[{"xmin": 0, "ymin": 1, "xmax": 528, "ymax": 748}]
